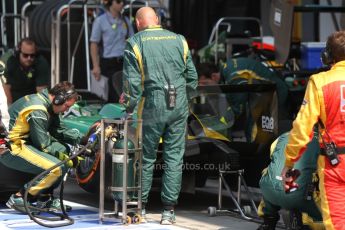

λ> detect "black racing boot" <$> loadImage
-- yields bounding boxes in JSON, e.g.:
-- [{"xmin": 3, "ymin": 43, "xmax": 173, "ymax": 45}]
[
  {"xmin": 287, "ymin": 209, "xmax": 304, "ymax": 230},
  {"xmin": 281, "ymin": 209, "xmax": 310, "ymax": 230},
  {"xmin": 257, "ymin": 215, "xmax": 279, "ymax": 230}
]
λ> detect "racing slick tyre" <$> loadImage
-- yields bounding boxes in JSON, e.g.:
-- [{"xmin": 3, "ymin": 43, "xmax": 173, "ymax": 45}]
[
  {"xmin": 75, "ymin": 121, "xmax": 138, "ymax": 199},
  {"xmin": 75, "ymin": 122, "xmax": 113, "ymax": 198}
]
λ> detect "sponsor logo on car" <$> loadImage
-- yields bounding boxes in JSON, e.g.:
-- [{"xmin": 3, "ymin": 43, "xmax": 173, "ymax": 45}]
[{"xmin": 262, "ymin": 115, "xmax": 274, "ymax": 132}]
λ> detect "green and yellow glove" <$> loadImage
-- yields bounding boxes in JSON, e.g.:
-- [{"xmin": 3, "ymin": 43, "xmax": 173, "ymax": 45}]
[{"xmin": 56, "ymin": 152, "xmax": 84, "ymax": 168}]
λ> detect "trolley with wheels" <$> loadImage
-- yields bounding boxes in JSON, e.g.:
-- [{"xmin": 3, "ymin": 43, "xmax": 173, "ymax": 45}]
[
  {"xmin": 207, "ymin": 169, "xmax": 258, "ymax": 220},
  {"xmin": 98, "ymin": 118, "xmax": 143, "ymax": 225}
]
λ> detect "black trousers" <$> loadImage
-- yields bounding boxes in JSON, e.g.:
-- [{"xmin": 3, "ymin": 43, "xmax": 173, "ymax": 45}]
[{"xmin": 100, "ymin": 57, "xmax": 123, "ymax": 103}]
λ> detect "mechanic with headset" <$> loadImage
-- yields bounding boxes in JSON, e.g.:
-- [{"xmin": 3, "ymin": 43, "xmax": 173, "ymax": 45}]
[
  {"xmin": 2, "ymin": 37, "xmax": 50, "ymax": 105},
  {"xmin": 0, "ymin": 81, "xmax": 83, "ymax": 213},
  {"xmin": 90, "ymin": 0, "xmax": 134, "ymax": 102},
  {"xmin": 281, "ymin": 31, "xmax": 345, "ymax": 230}
]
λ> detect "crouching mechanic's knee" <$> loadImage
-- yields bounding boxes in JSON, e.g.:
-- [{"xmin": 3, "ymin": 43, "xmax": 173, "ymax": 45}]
[{"xmin": 50, "ymin": 163, "xmax": 68, "ymax": 181}]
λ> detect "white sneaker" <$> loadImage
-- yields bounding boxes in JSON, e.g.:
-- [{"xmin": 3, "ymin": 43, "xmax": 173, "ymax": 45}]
[
  {"xmin": 160, "ymin": 210, "xmax": 176, "ymax": 225},
  {"xmin": 141, "ymin": 209, "xmax": 147, "ymax": 223}
]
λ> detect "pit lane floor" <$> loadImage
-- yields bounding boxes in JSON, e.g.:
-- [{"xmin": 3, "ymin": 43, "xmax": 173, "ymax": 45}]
[{"xmin": 0, "ymin": 178, "xmax": 263, "ymax": 230}]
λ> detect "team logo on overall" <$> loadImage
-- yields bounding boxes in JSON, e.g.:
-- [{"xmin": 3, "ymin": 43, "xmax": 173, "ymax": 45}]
[{"xmin": 341, "ymin": 85, "xmax": 345, "ymax": 112}]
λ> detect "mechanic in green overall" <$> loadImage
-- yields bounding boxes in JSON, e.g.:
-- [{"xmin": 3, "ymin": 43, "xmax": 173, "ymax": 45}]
[
  {"xmin": 257, "ymin": 131, "xmax": 324, "ymax": 230},
  {"xmin": 221, "ymin": 57, "xmax": 288, "ymax": 142},
  {"xmin": 221, "ymin": 57, "xmax": 288, "ymax": 108},
  {"xmin": 197, "ymin": 58, "xmax": 287, "ymax": 142},
  {"xmin": 120, "ymin": 7, "xmax": 198, "ymax": 225},
  {"xmin": 0, "ymin": 81, "xmax": 83, "ymax": 213}
]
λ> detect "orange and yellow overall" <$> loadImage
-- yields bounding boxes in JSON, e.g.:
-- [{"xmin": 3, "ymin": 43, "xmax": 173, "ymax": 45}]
[{"xmin": 285, "ymin": 60, "xmax": 345, "ymax": 230}]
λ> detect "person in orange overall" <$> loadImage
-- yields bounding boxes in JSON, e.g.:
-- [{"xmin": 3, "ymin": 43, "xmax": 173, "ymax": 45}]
[{"xmin": 282, "ymin": 31, "xmax": 345, "ymax": 230}]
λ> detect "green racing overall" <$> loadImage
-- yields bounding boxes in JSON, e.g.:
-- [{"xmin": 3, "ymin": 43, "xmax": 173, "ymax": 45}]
[
  {"xmin": 0, "ymin": 89, "xmax": 81, "ymax": 197},
  {"xmin": 122, "ymin": 25, "xmax": 198, "ymax": 207}
]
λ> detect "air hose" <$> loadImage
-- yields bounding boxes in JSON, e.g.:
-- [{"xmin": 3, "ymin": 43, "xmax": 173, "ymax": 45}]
[{"xmin": 23, "ymin": 141, "xmax": 92, "ymax": 228}]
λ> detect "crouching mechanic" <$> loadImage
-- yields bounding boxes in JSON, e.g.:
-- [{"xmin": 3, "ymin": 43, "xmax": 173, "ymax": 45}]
[
  {"xmin": 258, "ymin": 131, "xmax": 324, "ymax": 230},
  {"xmin": 0, "ymin": 81, "xmax": 84, "ymax": 213}
]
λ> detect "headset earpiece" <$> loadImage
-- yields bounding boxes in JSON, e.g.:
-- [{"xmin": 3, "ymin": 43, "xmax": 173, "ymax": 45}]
[
  {"xmin": 321, "ymin": 46, "xmax": 333, "ymax": 66},
  {"xmin": 53, "ymin": 93, "xmax": 66, "ymax": 106},
  {"xmin": 52, "ymin": 89, "xmax": 76, "ymax": 105}
]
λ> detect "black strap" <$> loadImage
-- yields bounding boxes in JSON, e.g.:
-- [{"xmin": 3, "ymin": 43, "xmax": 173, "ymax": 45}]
[
  {"xmin": 320, "ymin": 147, "xmax": 345, "ymax": 155},
  {"xmin": 318, "ymin": 119, "xmax": 345, "ymax": 155}
]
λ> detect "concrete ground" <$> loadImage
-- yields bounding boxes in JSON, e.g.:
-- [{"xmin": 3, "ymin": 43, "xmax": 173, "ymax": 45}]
[
  {"xmin": 62, "ymin": 177, "xmax": 263, "ymax": 230},
  {"xmin": 0, "ymin": 175, "xmax": 274, "ymax": 229}
]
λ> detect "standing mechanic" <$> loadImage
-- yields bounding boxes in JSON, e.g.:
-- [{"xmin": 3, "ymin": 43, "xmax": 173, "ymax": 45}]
[
  {"xmin": 258, "ymin": 131, "xmax": 323, "ymax": 230},
  {"xmin": 120, "ymin": 7, "xmax": 198, "ymax": 225},
  {"xmin": 281, "ymin": 31, "xmax": 345, "ymax": 230},
  {"xmin": 0, "ymin": 81, "xmax": 83, "ymax": 213},
  {"xmin": 3, "ymin": 37, "xmax": 50, "ymax": 105},
  {"xmin": 90, "ymin": 0, "xmax": 134, "ymax": 102}
]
